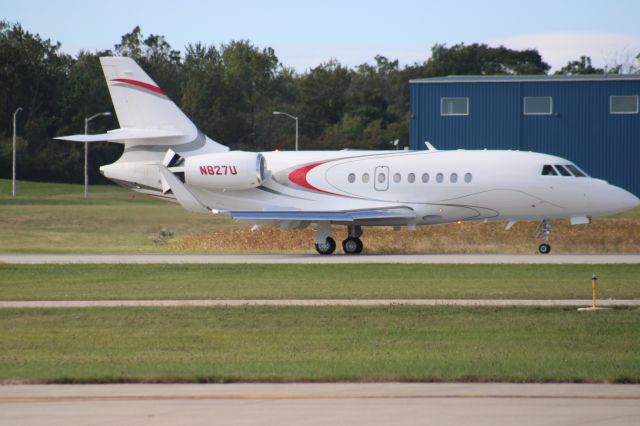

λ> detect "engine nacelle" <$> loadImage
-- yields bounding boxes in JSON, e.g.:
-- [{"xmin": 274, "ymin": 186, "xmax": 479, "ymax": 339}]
[{"xmin": 184, "ymin": 151, "xmax": 266, "ymax": 190}]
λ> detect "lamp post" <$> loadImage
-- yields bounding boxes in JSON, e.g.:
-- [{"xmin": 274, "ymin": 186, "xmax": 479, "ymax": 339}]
[
  {"xmin": 12, "ymin": 107, "xmax": 23, "ymax": 197},
  {"xmin": 84, "ymin": 112, "xmax": 111, "ymax": 199},
  {"xmin": 273, "ymin": 111, "xmax": 299, "ymax": 151}
]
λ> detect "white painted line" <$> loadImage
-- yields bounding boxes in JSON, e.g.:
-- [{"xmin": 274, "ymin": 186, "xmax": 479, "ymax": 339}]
[
  {"xmin": 1, "ymin": 254, "xmax": 640, "ymax": 264},
  {"xmin": 0, "ymin": 299, "xmax": 638, "ymax": 308}
]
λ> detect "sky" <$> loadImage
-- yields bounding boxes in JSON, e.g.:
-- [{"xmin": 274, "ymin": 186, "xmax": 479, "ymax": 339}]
[{"xmin": 4, "ymin": 0, "xmax": 640, "ymax": 72}]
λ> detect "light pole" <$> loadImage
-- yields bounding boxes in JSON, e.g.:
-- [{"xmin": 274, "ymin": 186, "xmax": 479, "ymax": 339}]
[
  {"xmin": 12, "ymin": 107, "xmax": 23, "ymax": 197},
  {"xmin": 273, "ymin": 111, "xmax": 299, "ymax": 151},
  {"xmin": 84, "ymin": 112, "xmax": 111, "ymax": 199}
]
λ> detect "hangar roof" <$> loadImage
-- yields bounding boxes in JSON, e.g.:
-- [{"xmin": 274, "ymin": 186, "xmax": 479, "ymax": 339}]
[{"xmin": 410, "ymin": 74, "xmax": 640, "ymax": 84}]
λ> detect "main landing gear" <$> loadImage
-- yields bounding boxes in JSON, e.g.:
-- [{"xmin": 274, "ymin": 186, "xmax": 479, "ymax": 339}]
[
  {"xmin": 314, "ymin": 224, "xmax": 363, "ymax": 255},
  {"xmin": 536, "ymin": 219, "xmax": 552, "ymax": 254}
]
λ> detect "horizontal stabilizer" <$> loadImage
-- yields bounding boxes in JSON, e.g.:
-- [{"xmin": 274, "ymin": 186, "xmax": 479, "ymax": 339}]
[
  {"xmin": 225, "ymin": 207, "xmax": 416, "ymax": 222},
  {"xmin": 54, "ymin": 128, "xmax": 184, "ymax": 143}
]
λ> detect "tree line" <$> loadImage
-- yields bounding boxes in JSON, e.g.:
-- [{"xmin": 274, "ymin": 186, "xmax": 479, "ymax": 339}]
[{"xmin": 1, "ymin": 21, "xmax": 638, "ymax": 184}]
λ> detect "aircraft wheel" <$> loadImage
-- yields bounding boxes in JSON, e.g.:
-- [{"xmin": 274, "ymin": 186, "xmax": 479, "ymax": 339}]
[
  {"xmin": 538, "ymin": 243, "xmax": 551, "ymax": 254},
  {"xmin": 342, "ymin": 237, "xmax": 363, "ymax": 254},
  {"xmin": 315, "ymin": 237, "xmax": 336, "ymax": 255}
]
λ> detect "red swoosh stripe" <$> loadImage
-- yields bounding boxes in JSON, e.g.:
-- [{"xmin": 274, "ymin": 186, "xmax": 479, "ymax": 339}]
[
  {"xmin": 111, "ymin": 78, "xmax": 166, "ymax": 96},
  {"xmin": 288, "ymin": 161, "xmax": 345, "ymax": 197}
]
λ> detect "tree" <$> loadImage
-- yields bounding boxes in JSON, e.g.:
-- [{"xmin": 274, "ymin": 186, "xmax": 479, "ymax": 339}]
[
  {"xmin": 0, "ymin": 21, "xmax": 73, "ymax": 182},
  {"xmin": 423, "ymin": 43, "xmax": 550, "ymax": 76},
  {"xmin": 555, "ymin": 56, "xmax": 604, "ymax": 75},
  {"xmin": 296, "ymin": 59, "xmax": 353, "ymax": 143}
]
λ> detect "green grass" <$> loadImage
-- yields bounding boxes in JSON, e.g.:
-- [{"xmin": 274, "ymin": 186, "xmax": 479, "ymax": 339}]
[
  {"xmin": 1, "ymin": 306, "xmax": 639, "ymax": 383},
  {"xmin": 1, "ymin": 264, "xmax": 639, "ymax": 301},
  {"xmin": 0, "ymin": 179, "xmax": 241, "ymax": 253}
]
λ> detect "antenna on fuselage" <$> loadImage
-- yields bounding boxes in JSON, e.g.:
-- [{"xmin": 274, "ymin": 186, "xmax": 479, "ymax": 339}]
[{"xmin": 424, "ymin": 141, "xmax": 438, "ymax": 151}]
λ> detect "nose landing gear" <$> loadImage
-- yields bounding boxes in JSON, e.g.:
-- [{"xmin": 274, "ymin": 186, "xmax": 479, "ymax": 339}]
[{"xmin": 536, "ymin": 220, "xmax": 552, "ymax": 254}]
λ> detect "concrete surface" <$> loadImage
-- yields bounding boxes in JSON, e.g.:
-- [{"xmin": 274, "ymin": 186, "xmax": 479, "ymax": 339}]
[
  {"xmin": 1, "ymin": 253, "xmax": 639, "ymax": 264},
  {"xmin": 0, "ymin": 299, "xmax": 638, "ymax": 308},
  {"xmin": 1, "ymin": 383, "xmax": 639, "ymax": 426}
]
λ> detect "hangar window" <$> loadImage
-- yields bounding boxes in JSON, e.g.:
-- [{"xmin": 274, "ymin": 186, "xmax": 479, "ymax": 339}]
[
  {"xmin": 524, "ymin": 97, "xmax": 552, "ymax": 115},
  {"xmin": 541, "ymin": 165, "xmax": 557, "ymax": 176},
  {"xmin": 441, "ymin": 97, "xmax": 469, "ymax": 116},
  {"xmin": 610, "ymin": 95, "xmax": 639, "ymax": 114},
  {"xmin": 408, "ymin": 173, "xmax": 416, "ymax": 183}
]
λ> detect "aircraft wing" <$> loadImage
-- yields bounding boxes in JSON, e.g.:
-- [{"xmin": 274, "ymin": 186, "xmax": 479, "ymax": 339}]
[{"xmin": 225, "ymin": 207, "xmax": 416, "ymax": 222}]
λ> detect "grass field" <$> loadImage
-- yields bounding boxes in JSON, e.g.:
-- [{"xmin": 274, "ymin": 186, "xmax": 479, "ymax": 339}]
[
  {"xmin": 1, "ymin": 306, "xmax": 639, "ymax": 384},
  {"xmin": 2, "ymin": 179, "xmax": 639, "ymax": 254},
  {"xmin": 0, "ymin": 179, "xmax": 242, "ymax": 253},
  {"xmin": 1, "ymin": 264, "xmax": 639, "ymax": 301}
]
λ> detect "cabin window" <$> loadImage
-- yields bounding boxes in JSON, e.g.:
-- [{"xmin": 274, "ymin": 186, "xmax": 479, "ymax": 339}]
[
  {"xmin": 554, "ymin": 165, "xmax": 572, "ymax": 176},
  {"xmin": 450, "ymin": 173, "xmax": 458, "ymax": 183},
  {"xmin": 393, "ymin": 173, "xmax": 401, "ymax": 183},
  {"xmin": 362, "ymin": 173, "xmax": 370, "ymax": 183},
  {"xmin": 436, "ymin": 173, "xmax": 444, "ymax": 183},
  {"xmin": 610, "ymin": 95, "xmax": 639, "ymax": 114},
  {"xmin": 441, "ymin": 97, "xmax": 469, "ymax": 116},
  {"xmin": 421, "ymin": 173, "xmax": 430, "ymax": 183},
  {"xmin": 524, "ymin": 96, "xmax": 552, "ymax": 115},
  {"xmin": 348, "ymin": 173, "xmax": 356, "ymax": 183},
  {"xmin": 541, "ymin": 165, "xmax": 557, "ymax": 176},
  {"xmin": 408, "ymin": 173, "xmax": 415, "ymax": 183},
  {"xmin": 565, "ymin": 164, "xmax": 586, "ymax": 177},
  {"xmin": 464, "ymin": 172, "xmax": 472, "ymax": 183},
  {"xmin": 377, "ymin": 173, "xmax": 386, "ymax": 183}
]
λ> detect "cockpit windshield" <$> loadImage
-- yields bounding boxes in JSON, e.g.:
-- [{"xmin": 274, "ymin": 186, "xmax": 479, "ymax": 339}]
[
  {"xmin": 541, "ymin": 164, "xmax": 589, "ymax": 177},
  {"xmin": 565, "ymin": 164, "xmax": 587, "ymax": 177}
]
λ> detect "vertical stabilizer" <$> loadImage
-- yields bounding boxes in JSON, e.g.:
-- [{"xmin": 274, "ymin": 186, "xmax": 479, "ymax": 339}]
[
  {"xmin": 99, "ymin": 56, "xmax": 227, "ymax": 155},
  {"xmin": 100, "ymin": 57, "xmax": 194, "ymax": 135}
]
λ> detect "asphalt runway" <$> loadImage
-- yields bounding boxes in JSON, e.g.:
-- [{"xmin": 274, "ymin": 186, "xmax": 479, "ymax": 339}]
[
  {"xmin": 1, "ymin": 299, "xmax": 638, "ymax": 308},
  {"xmin": 2, "ymin": 383, "xmax": 639, "ymax": 426},
  {"xmin": 1, "ymin": 253, "xmax": 639, "ymax": 264}
]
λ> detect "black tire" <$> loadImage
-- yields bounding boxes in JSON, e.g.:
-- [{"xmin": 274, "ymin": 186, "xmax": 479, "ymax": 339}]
[
  {"xmin": 315, "ymin": 237, "xmax": 336, "ymax": 255},
  {"xmin": 538, "ymin": 243, "xmax": 551, "ymax": 254},
  {"xmin": 342, "ymin": 237, "xmax": 363, "ymax": 254}
]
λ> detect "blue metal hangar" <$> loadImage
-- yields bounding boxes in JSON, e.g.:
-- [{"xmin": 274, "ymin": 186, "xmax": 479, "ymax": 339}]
[{"xmin": 409, "ymin": 75, "xmax": 640, "ymax": 196}]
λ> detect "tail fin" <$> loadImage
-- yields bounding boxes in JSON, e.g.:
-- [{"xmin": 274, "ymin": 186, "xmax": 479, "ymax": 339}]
[
  {"xmin": 100, "ymin": 57, "xmax": 193, "ymax": 134},
  {"xmin": 56, "ymin": 56, "xmax": 227, "ymax": 157}
]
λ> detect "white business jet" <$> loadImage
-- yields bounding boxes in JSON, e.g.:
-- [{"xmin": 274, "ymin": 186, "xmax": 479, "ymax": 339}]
[{"xmin": 57, "ymin": 57, "xmax": 639, "ymax": 254}]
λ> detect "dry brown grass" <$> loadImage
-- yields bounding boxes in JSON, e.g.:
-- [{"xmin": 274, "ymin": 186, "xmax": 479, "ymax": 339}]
[{"xmin": 171, "ymin": 216, "xmax": 640, "ymax": 254}]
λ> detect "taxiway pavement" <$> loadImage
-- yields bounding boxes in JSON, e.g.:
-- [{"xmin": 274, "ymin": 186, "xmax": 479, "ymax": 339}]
[
  {"xmin": 2, "ymin": 383, "xmax": 639, "ymax": 426},
  {"xmin": 1, "ymin": 299, "xmax": 638, "ymax": 308},
  {"xmin": 1, "ymin": 253, "xmax": 639, "ymax": 264}
]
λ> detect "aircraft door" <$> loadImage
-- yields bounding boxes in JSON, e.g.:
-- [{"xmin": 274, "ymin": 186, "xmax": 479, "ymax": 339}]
[{"xmin": 374, "ymin": 166, "xmax": 389, "ymax": 191}]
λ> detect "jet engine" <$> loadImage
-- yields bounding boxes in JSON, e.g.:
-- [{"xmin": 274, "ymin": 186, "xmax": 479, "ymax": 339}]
[{"xmin": 184, "ymin": 151, "xmax": 266, "ymax": 190}]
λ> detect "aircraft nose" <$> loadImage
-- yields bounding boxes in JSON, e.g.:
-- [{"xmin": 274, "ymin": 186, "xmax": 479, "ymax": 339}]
[{"xmin": 595, "ymin": 185, "xmax": 640, "ymax": 215}]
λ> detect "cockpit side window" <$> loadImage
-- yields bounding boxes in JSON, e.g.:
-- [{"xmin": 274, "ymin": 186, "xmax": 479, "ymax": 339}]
[
  {"xmin": 541, "ymin": 165, "xmax": 557, "ymax": 176},
  {"xmin": 565, "ymin": 164, "xmax": 587, "ymax": 177},
  {"xmin": 555, "ymin": 165, "xmax": 572, "ymax": 176}
]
